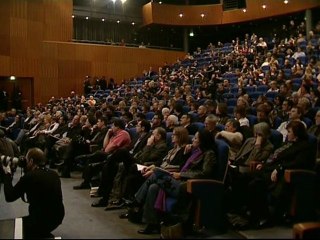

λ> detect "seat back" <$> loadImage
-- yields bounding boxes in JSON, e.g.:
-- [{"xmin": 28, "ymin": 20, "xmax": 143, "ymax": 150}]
[
  {"xmin": 269, "ymin": 129, "xmax": 283, "ymax": 150},
  {"xmin": 166, "ymin": 132, "xmax": 173, "ymax": 149},
  {"xmin": 192, "ymin": 122, "xmax": 205, "ymax": 131},
  {"xmin": 308, "ymin": 133, "xmax": 317, "ymax": 162},
  {"xmin": 145, "ymin": 111, "xmax": 155, "ymax": 121},
  {"xmin": 215, "ymin": 139, "xmax": 230, "ymax": 183}
]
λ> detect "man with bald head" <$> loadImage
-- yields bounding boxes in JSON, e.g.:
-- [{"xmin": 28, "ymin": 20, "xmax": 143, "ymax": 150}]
[{"xmin": 1, "ymin": 148, "xmax": 65, "ymax": 238}]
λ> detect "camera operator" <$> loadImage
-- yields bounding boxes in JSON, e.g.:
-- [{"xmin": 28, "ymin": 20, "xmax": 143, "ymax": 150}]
[{"xmin": 1, "ymin": 147, "xmax": 65, "ymax": 239}]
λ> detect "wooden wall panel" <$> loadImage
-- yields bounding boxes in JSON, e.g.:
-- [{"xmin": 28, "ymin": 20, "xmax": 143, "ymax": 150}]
[
  {"xmin": 43, "ymin": 0, "xmax": 72, "ymax": 42},
  {"xmin": 0, "ymin": 0, "xmax": 185, "ymax": 106},
  {"xmin": 27, "ymin": 0, "xmax": 43, "ymax": 22},
  {"xmin": 145, "ymin": 3, "xmax": 223, "ymax": 26},
  {"xmin": 39, "ymin": 59, "xmax": 58, "ymax": 78},
  {"xmin": 143, "ymin": 0, "xmax": 320, "ymax": 26},
  {"xmin": 222, "ymin": 0, "xmax": 320, "ymax": 24},
  {"xmin": 0, "ymin": 2, "xmax": 11, "ymax": 56},
  {"xmin": 10, "ymin": 0, "xmax": 27, "ymax": 19},
  {"xmin": 10, "ymin": 58, "xmax": 39, "ymax": 77},
  {"xmin": 0, "ymin": 56, "xmax": 10, "ymax": 75},
  {"xmin": 42, "ymin": 42, "xmax": 58, "ymax": 59}
]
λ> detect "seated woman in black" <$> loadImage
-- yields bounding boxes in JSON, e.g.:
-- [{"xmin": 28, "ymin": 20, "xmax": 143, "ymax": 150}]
[
  {"xmin": 246, "ymin": 121, "xmax": 315, "ymax": 228},
  {"xmin": 133, "ymin": 129, "xmax": 217, "ymax": 235}
]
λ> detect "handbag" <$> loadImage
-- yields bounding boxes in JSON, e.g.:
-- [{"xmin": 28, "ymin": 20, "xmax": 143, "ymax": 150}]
[{"xmin": 160, "ymin": 221, "xmax": 184, "ymax": 239}]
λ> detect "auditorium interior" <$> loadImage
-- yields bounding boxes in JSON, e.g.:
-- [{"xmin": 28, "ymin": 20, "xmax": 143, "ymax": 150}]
[{"xmin": 1, "ymin": 0, "xmax": 320, "ymax": 239}]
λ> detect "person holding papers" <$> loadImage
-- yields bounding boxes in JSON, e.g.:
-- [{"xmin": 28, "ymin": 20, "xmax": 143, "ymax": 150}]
[{"xmin": 133, "ymin": 129, "xmax": 218, "ymax": 235}]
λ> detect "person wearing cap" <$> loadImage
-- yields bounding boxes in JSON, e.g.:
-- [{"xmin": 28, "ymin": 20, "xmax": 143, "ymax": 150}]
[{"xmin": 1, "ymin": 148, "xmax": 65, "ymax": 238}]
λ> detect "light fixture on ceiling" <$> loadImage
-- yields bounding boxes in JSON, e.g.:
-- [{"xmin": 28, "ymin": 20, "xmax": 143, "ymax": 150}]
[
  {"xmin": 262, "ymin": 4, "xmax": 267, "ymax": 9},
  {"xmin": 10, "ymin": 76, "xmax": 16, "ymax": 81},
  {"xmin": 242, "ymin": 9, "xmax": 247, "ymax": 12},
  {"xmin": 200, "ymin": 13, "xmax": 205, "ymax": 18},
  {"xmin": 284, "ymin": 0, "xmax": 289, "ymax": 4},
  {"xmin": 179, "ymin": 13, "xmax": 183, "ymax": 18}
]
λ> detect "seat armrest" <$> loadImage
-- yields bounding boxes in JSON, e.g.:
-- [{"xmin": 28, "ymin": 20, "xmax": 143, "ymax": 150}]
[
  {"xmin": 293, "ymin": 222, "xmax": 320, "ymax": 239},
  {"xmin": 249, "ymin": 160, "xmax": 260, "ymax": 172},
  {"xmin": 187, "ymin": 179, "xmax": 224, "ymax": 193},
  {"xmin": 89, "ymin": 144, "xmax": 100, "ymax": 153},
  {"xmin": 284, "ymin": 169, "xmax": 316, "ymax": 184}
]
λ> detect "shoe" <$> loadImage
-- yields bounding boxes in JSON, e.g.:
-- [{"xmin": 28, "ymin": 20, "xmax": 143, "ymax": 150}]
[
  {"xmin": 110, "ymin": 199, "xmax": 123, "ymax": 205},
  {"xmin": 119, "ymin": 212, "xmax": 129, "ymax": 219},
  {"xmin": 137, "ymin": 224, "xmax": 160, "ymax": 234},
  {"xmin": 255, "ymin": 218, "xmax": 273, "ymax": 229},
  {"xmin": 91, "ymin": 199, "xmax": 108, "ymax": 208},
  {"xmin": 55, "ymin": 161, "xmax": 65, "ymax": 166},
  {"xmin": 73, "ymin": 183, "xmax": 91, "ymax": 190}
]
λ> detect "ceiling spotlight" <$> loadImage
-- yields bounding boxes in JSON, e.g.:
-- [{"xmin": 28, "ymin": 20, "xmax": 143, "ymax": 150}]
[
  {"xmin": 242, "ymin": 9, "xmax": 247, "ymax": 12},
  {"xmin": 131, "ymin": 22, "xmax": 135, "ymax": 26},
  {"xmin": 102, "ymin": 18, "xmax": 105, "ymax": 22},
  {"xmin": 189, "ymin": 32, "xmax": 194, "ymax": 37},
  {"xmin": 159, "ymin": 1, "xmax": 162, "ymax": 4},
  {"xmin": 262, "ymin": 4, "xmax": 266, "ymax": 9},
  {"xmin": 10, "ymin": 76, "xmax": 16, "ymax": 81},
  {"xmin": 179, "ymin": 13, "xmax": 183, "ymax": 18},
  {"xmin": 72, "ymin": 15, "xmax": 74, "ymax": 18},
  {"xmin": 200, "ymin": 13, "xmax": 205, "ymax": 18},
  {"xmin": 116, "ymin": 20, "xmax": 120, "ymax": 24},
  {"xmin": 121, "ymin": 0, "xmax": 127, "ymax": 3},
  {"xmin": 284, "ymin": 0, "xmax": 289, "ymax": 4},
  {"xmin": 85, "ymin": 16, "xmax": 89, "ymax": 20}
]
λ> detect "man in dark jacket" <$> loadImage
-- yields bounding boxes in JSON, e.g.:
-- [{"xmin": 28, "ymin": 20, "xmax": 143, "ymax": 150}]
[{"xmin": 1, "ymin": 148, "xmax": 65, "ymax": 239}]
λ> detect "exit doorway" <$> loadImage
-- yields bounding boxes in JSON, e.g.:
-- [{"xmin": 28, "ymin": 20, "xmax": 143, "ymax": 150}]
[{"xmin": 0, "ymin": 76, "xmax": 34, "ymax": 112}]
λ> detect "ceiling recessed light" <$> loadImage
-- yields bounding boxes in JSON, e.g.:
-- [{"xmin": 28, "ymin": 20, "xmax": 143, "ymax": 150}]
[
  {"xmin": 179, "ymin": 13, "xmax": 183, "ymax": 18},
  {"xmin": 200, "ymin": 13, "xmax": 205, "ymax": 18},
  {"xmin": 262, "ymin": 4, "xmax": 267, "ymax": 9},
  {"xmin": 242, "ymin": 9, "xmax": 247, "ymax": 12}
]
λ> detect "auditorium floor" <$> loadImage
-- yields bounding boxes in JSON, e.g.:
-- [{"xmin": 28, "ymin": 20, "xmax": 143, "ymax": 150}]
[{"xmin": 0, "ymin": 170, "xmax": 293, "ymax": 239}]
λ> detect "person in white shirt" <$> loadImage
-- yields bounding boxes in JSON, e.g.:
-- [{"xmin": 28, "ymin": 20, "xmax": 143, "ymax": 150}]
[{"xmin": 277, "ymin": 106, "xmax": 307, "ymax": 142}]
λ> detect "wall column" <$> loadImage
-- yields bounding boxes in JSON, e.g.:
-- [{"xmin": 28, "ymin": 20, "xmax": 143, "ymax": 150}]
[
  {"xmin": 183, "ymin": 27, "xmax": 189, "ymax": 53},
  {"xmin": 305, "ymin": 9, "xmax": 312, "ymax": 39}
]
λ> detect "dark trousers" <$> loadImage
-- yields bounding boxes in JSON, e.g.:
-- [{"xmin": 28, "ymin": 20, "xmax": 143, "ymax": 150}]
[
  {"xmin": 80, "ymin": 150, "xmax": 109, "ymax": 185},
  {"xmin": 96, "ymin": 148, "xmax": 135, "ymax": 201},
  {"xmin": 23, "ymin": 215, "xmax": 60, "ymax": 239}
]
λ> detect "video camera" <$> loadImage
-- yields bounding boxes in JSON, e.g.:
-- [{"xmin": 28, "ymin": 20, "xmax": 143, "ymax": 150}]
[{"xmin": 0, "ymin": 155, "xmax": 27, "ymax": 171}]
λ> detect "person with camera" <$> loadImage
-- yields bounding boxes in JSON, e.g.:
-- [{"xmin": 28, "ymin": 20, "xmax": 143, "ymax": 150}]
[{"xmin": 1, "ymin": 147, "xmax": 65, "ymax": 239}]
